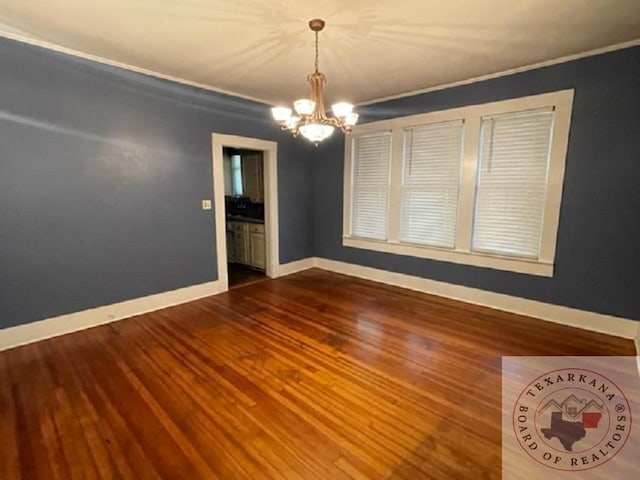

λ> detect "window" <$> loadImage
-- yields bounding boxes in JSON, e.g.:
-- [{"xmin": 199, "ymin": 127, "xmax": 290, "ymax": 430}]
[
  {"xmin": 343, "ymin": 90, "xmax": 574, "ymax": 276},
  {"xmin": 400, "ymin": 120, "xmax": 464, "ymax": 248},
  {"xmin": 350, "ymin": 132, "xmax": 392, "ymax": 240},
  {"xmin": 231, "ymin": 154, "xmax": 243, "ymax": 196},
  {"xmin": 472, "ymin": 108, "xmax": 554, "ymax": 258}
]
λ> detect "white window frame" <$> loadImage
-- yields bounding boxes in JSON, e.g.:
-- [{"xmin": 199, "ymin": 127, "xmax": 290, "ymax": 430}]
[{"xmin": 343, "ymin": 89, "xmax": 574, "ymax": 277}]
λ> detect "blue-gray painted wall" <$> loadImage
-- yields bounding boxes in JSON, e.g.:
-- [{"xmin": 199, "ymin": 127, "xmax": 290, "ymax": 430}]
[
  {"xmin": 0, "ymin": 37, "xmax": 314, "ymax": 329},
  {"xmin": 313, "ymin": 46, "xmax": 640, "ymax": 321},
  {"xmin": 2, "ymin": 37, "xmax": 638, "ymax": 330}
]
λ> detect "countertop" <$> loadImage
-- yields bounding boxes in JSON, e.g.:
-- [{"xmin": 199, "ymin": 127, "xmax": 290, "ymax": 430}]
[{"xmin": 226, "ymin": 215, "xmax": 264, "ymax": 224}]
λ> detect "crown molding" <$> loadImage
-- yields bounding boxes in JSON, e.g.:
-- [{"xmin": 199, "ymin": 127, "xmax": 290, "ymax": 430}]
[
  {"xmin": 358, "ymin": 39, "xmax": 640, "ymax": 106},
  {"xmin": 0, "ymin": 30, "xmax": 271, "ymax": 105},
  {"xmin": 2, "ymin": 29, "xmax": 638, "ymax": 118}
]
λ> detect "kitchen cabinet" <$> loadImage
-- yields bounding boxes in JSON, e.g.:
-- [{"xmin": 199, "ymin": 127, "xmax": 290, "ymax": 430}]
[
  {"xmin": 227, "ymin": 220, "xmax": 265, "ymax": 271},
  {"xmin": 242, "ymin": 153, "xmax": 264, "ymax": 203},
  {"xmin": 248, "ymin": 225, "xmax": 266, "ymax": 270},
  {"xmin": 226, "ymin": 227, "xmax": 235, "ymax": 262},
  {"xmin": 230, "ymin": 221, "xmax": 249, "ymax": 264}
]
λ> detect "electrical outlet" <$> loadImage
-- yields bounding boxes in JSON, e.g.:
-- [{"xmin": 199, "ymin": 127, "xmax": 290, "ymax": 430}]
[{"xmin": 202, "ymin": 200, "xmax": 212, "ymax": 210}]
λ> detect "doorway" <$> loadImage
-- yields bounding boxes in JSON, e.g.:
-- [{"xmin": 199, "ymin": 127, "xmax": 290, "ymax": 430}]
[
  {"xmin": 211, "ymin": 134, "xmax": 279, "ymax": 293},
  {"xmin": 223, "ymin": 147, "xmax": 267, "ymax": 289}
]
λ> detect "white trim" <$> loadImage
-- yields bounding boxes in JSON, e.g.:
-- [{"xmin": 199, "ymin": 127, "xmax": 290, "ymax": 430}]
[
  {"xmin": 2, "ymin": 30, "xmax": 637, "ymax": 110},
  {"xmin": 313, "ymin": 257, "xmax": 639, "ymax": 340},
  {"xmin": 358, "ymin": 39, "xmax": 640, "ymax": 105},
  {"xmin": 3, "ymin": 257, "xmax": 636, "ymax": 352},
  {"xmin": 342, "ymin": 136, "xmax": 353, "ymax": 237},
  {"xmin": 635, "ymin": 324, "xmax": 640, "ymax": 378},
  {"xmin": 353, "ymin": 90, "xmax": 574, "ymax": 133},
  {"xmin": 387, "ymin": 128, "xmax": 405, "ymax": 242},
  {"xmin": 635, "ymin": 325, "xmax": 640, "ymax": 379},
  {"xmin": 344, "ymin": 90, "xmax": 573, "ymax": 277},
  {"xmin": 272, "ymin": 258, "xmax": 316, "ymax": 278},
  {"xmin": 211, "ymin": 138, "xmax": 229, "ymax": 292},
  {"xmin": 456, "ymin": 115, "xmax": 481, "ymax": 252},
  {"xmin": 342, "ymin": 237, "xmax": 553, "ymax": 276},
  {"xmin": 0, "ymin": 31, "xmax": 269, "ymax": 105},
  {"xmin": 0, "ymin": 281, "xmax": 222, "ymax": 352},
  {"xmin": 211, "ymin": 134, "xmax": 279, "ymax": 293},
  {"xmin": 257, "ymin": 256, "xmax": 638, "ymax": 341}
]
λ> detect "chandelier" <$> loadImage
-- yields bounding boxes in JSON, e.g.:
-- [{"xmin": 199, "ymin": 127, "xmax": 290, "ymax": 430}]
[{"xmin": 271, "ymin": 19, "xmax": 358, "ymax": 144}]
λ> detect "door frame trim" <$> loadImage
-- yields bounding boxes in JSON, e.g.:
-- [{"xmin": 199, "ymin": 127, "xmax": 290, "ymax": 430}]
[{"xmin": 211, "ymin": 134, "xmax": 278, "ymax": 293}]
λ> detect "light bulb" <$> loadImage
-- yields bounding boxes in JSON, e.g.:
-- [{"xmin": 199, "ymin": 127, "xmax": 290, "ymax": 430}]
[
  {"xmin": 294, "ymin": 99, "xmax": 316, "ymax": 116},
  {"xmin": 285, "ymin": 116, "xmax": 300, "ymax": 129},
  {"xmin": 299, "ymin": 123, "xmax": 335, "ymax": 143},
  {"xmin": 331, "ymin": 102, "xmax": 354, "ymax": 118},
  {"xmin": 271, "ymin": 107, "xmax": 292, "ymax": 122},
  {"xmin": 343, "ymin": 112, "xmax": 359, "ymax": 126}
]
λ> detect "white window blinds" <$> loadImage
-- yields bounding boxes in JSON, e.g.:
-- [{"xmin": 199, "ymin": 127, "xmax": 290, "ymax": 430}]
[
  {"xmin": 400, "ymin": 120, "xmax": 464, "ymax": 248},
  {"xmin": 472, "ymin": 108, "xmax": 554, "ymax": 258},
  {"xmin": 350, "ymin": 132, "xmax": 392, "ymax": 240}
]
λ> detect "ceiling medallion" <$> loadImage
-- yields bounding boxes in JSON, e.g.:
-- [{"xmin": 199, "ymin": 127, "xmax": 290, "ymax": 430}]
[{"xmin": 271, "ymin": 19, "xmax": 358, "ymax": 145}]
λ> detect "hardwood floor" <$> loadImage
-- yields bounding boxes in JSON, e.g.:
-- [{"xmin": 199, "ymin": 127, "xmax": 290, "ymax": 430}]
[
  {"xmin": 0, "ymin": 269, "xmax": 634, "ymax": 479},
  {"xmin": 228, "ymin": 262, "xmax": 267, "ymax": 289}
]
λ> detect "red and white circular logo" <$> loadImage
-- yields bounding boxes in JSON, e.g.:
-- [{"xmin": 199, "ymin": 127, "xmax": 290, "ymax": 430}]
[{"xmin": 513, "ymin": 368, "xmax": 632, "ymax": 471}]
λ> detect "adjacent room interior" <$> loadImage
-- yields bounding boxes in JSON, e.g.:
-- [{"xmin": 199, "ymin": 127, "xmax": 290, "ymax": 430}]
[
  {"xmin": 0, "ymin": 2, "xmax": 639, "ymax": 479},
  {"xmin": 223, "ymin": 147, "xmax": 267, "ymax": 289}
]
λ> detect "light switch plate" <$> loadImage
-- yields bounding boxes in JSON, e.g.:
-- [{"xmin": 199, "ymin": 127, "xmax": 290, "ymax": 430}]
[{"xmin": 201, "ymin": 199, "xmax": 212, "ymax": 210}]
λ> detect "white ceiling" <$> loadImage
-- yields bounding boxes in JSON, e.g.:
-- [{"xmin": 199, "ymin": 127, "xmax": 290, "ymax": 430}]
[{"xmin": 0, "ymin": 0, "xmax": 638, "ymax": 105}]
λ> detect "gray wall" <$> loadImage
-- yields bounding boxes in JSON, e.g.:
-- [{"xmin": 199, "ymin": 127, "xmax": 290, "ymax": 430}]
[
  {"xmin": 0, "ymin": 38, "xmax": 314, "ymax": 329},
  {"xmin": 313, "ymin": 46, "xmax": 640, "ymax": 321}
]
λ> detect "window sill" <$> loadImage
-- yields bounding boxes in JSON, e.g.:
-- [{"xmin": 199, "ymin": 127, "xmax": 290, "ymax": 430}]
[{"xmin": 342, "ymin": 236, "xmax": 553, "ymax": 277}]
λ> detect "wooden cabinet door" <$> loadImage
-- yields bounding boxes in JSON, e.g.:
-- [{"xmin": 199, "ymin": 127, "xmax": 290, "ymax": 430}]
[
  {"xmin": 249, "ymin": 232, "xmax": 266, "ymax": 270},
  {"xmin": 231, "ymin": 222, "xmax": 249, "ymax": 264}
]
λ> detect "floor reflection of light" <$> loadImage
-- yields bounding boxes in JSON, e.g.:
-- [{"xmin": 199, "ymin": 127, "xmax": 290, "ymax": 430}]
[
  {"xmin": 405, "ymin": 332, "xmax": 436, "ymax": 360},
  {"xmin": 356, "ymin": 314, "xmax": 382, "ymax": 347}
]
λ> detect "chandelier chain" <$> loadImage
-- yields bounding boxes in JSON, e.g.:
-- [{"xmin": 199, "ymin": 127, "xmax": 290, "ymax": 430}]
[{"xmin": 314, "ymin": 31, "xmax": 319, "ymax": 73}]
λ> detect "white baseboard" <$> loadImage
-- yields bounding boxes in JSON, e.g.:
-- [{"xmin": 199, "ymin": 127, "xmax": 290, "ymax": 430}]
[
  {"xmin": 3, "ymin": 257, "xmax": 637, "ymax": 352},
  {"xmin": 313, "ymin": 257, "xmax": 639, "ymax": 340},
  {"xmin": 273, "ymin": 258, "xmax": 316, "ymax": 278},
  {"xmin": 0, "ymin": 280, "xmax": 222, "ymax": 352}
]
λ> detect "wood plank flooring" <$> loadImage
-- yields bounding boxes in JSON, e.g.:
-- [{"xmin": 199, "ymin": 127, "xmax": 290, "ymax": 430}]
[
  {"xmin": 0, "ymin": 269, "xmax": 634, "ymax": 479},
  {"xmin": 228, "ymin": 263, "xmax": 267, "ymax": 289}
]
